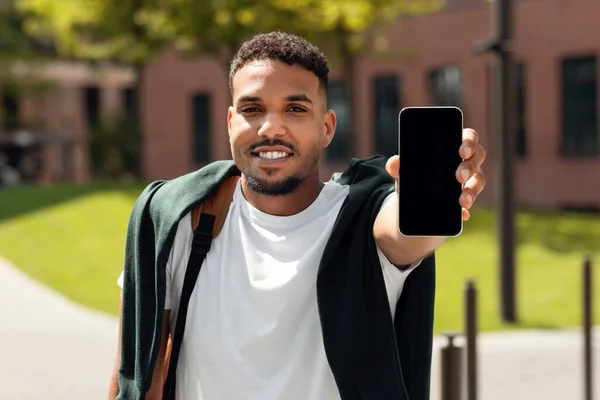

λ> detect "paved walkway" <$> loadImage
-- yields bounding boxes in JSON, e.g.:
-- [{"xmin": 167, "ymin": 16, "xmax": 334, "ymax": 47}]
[
  {"xmin": 430, "ymin": 328, "xmax": 600, "ymax": 400},
  {"xmin": 0, "ymin": 257, "xmax": 118, "ymax": 399},
  {"xmin": 0, "ymin": 255, "xmax": 598, "ymax": 399}
]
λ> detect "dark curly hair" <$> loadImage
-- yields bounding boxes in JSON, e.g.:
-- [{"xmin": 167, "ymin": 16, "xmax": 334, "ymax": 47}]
[{"xmin": 229, "ymin": 31, "xmax": 330, "ymax": 100}]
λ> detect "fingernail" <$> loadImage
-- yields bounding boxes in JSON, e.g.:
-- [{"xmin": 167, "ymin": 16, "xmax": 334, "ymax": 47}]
[{"xmin": 460, "ymin": 169, "xmax": 470, "ymax": 182}]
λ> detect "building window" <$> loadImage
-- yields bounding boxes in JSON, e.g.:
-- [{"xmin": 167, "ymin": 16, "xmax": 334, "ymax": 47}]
[
  {"xmin": 373, "ymin": 75, "xmax": 400, "ymax": 158},
  {"xmin": 561, "ymin": 56, "xmax": 597, "ymax": 157},
  {"xmin": 1, "ymin": 82, "xmax": 20, "ymax": 130},
  {"xmin": 428, "ymin": 66, "xmax": 462, "ymax": 107},
  {"xmin": 327, "ymin": 80, "xmax": 350, "ymax": 161},
  {"xmin": 122, "ymin": 87, "xmax": 137, "ymax": 122},
  {"xmin": 516, "ymin": 62, "xmax": 527, "ymax": 157},
  {"xmin": 83, "ymin": 86, "xmax": 101, "ymax": 131},
  {"xmin": 192, "ymin": 93, "xmax": 211, "ymax": 164}
]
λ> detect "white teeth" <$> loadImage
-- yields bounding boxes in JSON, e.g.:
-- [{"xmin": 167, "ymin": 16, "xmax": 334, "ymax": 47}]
[{"xmin": 258, "ymin": 151, "xmax": 288, "ymax": 159}]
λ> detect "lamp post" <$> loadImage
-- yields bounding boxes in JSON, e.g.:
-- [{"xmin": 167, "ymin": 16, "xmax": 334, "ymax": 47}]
[{"xmin": 475, "ymin": 0, "xmax": 517, "ymax": 323}]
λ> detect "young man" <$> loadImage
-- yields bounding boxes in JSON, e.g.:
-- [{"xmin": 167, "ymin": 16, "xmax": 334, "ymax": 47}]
[{"xmin": 110, "ymin": 31, "xmax": 486, "ymax": 400}]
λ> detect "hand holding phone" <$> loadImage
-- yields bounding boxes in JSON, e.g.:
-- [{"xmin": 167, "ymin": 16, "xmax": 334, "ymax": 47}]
[{"xmin": 397, "ymin": 106, "xmax": 464, "ymax": 237}]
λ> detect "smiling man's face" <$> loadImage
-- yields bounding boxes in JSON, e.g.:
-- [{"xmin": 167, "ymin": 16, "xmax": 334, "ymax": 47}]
[{"xmin": 227, "ymin": 59, "xmax": 335, "ymax": 196}]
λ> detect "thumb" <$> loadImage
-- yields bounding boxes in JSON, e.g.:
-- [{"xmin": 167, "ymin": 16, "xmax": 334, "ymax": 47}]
[{"xmin": 385, "ymin": 155, "xmax": 400, "ymax": 179}]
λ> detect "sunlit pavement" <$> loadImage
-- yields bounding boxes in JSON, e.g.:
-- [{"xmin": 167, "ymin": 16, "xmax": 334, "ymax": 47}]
[
  {"xmin": 0, "ymin": 257, "xmax": 118, "ymax": 399},
  {"xmin": 429, "ymin": 324, "xmax": 600, "ymax": 400}
]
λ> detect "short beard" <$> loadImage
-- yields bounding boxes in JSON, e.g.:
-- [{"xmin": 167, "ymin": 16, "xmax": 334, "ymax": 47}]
[{"xmin": 245, "ymin": 170, "xmax": 303, "ymax": 196}]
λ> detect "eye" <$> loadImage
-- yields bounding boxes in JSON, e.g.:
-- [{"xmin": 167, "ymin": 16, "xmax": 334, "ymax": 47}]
[
  {"xmin": 241, "ymin": 107, "xmax": 261, "ymax": 114},
  {"xmin": 288, "ymin": 105, "xmax": 307, "ymax": 113}
]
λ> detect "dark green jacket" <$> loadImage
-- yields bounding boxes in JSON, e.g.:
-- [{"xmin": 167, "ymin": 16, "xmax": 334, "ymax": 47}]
[{"xmin": 117, "ymin": 155, "xmax": 436, "ymax": 400}]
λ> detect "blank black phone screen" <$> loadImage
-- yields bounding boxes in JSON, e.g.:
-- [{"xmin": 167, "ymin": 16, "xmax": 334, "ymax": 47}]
[{"xmin": 398, "ymin": 106, "xmax": 463, "ymax": 236}]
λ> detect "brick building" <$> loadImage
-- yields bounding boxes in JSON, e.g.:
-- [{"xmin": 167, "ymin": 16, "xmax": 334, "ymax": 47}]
[
  {"xmin": 2, "ymin": 0, "xmax": 600, "ymax": 210},
  {"xmin": 0, "ymin": 61, "xmax": 134, "ymax": 183},
  {"xmin": 139, "ymin": 0, "xmax": 600, "ymax": 210}
]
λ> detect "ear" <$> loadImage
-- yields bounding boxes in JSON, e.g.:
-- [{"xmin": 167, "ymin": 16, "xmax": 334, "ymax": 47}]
[
  {"xmin": 322, "ymin": 109, "xmax": 337, "ymax": 149},
  {"xmin": 227, "ymin": 106, "xmax": 234, "ymax": 141}
]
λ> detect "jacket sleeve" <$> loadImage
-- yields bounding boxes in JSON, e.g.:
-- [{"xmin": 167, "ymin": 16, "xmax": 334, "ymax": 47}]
[
  {"xmin": 117, "ymin": 180, "xmax": 169, "ymax": 400},
  {"xmin": 393, "ymin": 253, "xmax": 436, "ymax": 400}
]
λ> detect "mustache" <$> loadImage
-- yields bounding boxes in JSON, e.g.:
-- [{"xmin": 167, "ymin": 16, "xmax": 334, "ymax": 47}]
[{"xmin": 248, "ymin": 139, "xmax": 298, "ymax": 153}]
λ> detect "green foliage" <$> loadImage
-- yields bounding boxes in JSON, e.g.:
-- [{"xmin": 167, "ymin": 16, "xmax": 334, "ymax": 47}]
[
  {"xmin": 0, "ymin": 2, "xmax": 53, "ymax": 83},
  {"xmin": 88, "ymin": 113, "xmax": 141, "ymax": 179},
  {"xmin": 15, "ymin": 0, "xmax": 168, "ymax": 65},
  {"xmin": 0, "ymin": 7, "xmax": 32, "ymax": 60},
  {"xmin": 0, "ymin": 79, "xmax": 20, "ymax": 128},
  {"xmin": 0, "ymin": 2, "xmax": 56, "ymax": 119},
  {"xmin": 271, "ymin": 0, "xmax": 444, "ymax": 61},
  {"xmin": 14, "ymin": 0, "xmax": 445, "ymax": 66},
  {"xmin": 155, "ymin": 0, "xmax": 291, "ymax": 64}
]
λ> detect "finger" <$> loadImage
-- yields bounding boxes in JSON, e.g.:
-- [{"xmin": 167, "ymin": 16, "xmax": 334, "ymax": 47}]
[
  {"xmin": 462, "ymin": 208, "xmax": 470, "ymax": 221},
  {"xmin": 460, "ymin": 128, "xmax": 479, "ymax": 159},
  {"xmin": 456, "ymin": 145, "xmax": 486, "ymax": 183},
  {"xmin": 468, "ymin": 167, "xmax": 486, "ymax": 196},
  {"xmin": 385, "ymin": 155, "xmax": 400, "ymax": 180},
  {"xmin": 459, "ymin": 167, "xmax": 485, "ymax": 209}
]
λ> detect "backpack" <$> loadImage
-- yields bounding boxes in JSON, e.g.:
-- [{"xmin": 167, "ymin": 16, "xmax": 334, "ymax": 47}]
[{"xmin": 162, "ymin": 175, "xmax": 240, "ymax": 399}]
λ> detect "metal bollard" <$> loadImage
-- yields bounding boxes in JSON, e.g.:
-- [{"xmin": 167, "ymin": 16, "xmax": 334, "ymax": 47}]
[
  {"xmin": 465, "ymin": 279, "xmax": 478, "ymax": 400},
  {"xmin": 583, "ymin": 254, "xmax": 593, "ymax": 400},
  {"xmin": 440, "ymin": 332, "xmax": 463, "ymax": 400}
]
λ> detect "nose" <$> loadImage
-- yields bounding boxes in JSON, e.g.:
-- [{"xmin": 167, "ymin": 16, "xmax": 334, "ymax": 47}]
[{"xmin": 257, "ymin": 112, "xmax": 286, "ymax": 139}]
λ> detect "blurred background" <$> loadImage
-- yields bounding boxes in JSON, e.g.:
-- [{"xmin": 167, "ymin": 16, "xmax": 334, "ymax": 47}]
[{"xmin": 0, "ymin": 0, "xmax": 598, "ymax": 399}]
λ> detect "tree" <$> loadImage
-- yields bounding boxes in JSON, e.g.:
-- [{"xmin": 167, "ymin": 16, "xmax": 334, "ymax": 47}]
[
  {"xmin": 14, "ymin": 0, "xmax": 301, "ymax": 81},
  {"xmin": 14, "ymin": 0, "xmax": 175, "ymax": 176},
  {"xmin": 143, "ymin": 1, "xmax": 309, "ymax": 73},
  {"xmin": 14, "ymin": 0, "xmax": 163, "ymax": 63},
  {"xmin": 0, "ymin": 1, "xmax": 57, "ymax": 131},
  {"xmin": 12, "ymin": 0, "xmax": 299, "ymax": 175},
  {"xmin": 13, "ymin": 0, "xmax": 444, "ymax": 170},
  {"xmin": 0, "ymin": 4, "xmax": 36, "ymax": 64}
]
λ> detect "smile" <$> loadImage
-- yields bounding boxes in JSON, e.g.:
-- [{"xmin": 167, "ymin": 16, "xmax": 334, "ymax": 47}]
[{"xmin": 256, "ymin": 151, "xmax": 290, "ymax": 159}]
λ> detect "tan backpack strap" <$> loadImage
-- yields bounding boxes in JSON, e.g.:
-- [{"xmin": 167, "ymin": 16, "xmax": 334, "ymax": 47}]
[
  {"xmin": 163, "ymin": 175, "xmax": 240, "ymax": 397},
  {"xmin": 191, "ymin": 176, "xmax": 240, "ymax": 237}
]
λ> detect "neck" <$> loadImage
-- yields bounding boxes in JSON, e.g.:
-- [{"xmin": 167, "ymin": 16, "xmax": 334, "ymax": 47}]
[{"xmin": 240, "ymin": 173, "xmax": 324, "ymax": 216}]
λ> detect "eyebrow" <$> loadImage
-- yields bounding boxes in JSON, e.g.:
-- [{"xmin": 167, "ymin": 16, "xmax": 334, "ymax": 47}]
[
  {"xmin": 236, "ymin": 94, "xmax": 313, "ymax": 105},
  {"xmin": 286, "ymin": 94, "xmax": 313, "ymax": 104}
]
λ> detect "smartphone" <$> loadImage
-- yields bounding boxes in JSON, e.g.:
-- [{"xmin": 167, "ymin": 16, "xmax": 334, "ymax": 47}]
[{"xmin": 398, "ymin": 106, "xmax": 464, "ymax": 237}]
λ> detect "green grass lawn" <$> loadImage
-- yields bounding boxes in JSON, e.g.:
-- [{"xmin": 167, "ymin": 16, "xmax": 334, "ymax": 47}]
[{"xmin": 0, "ymin": 182, "xmax": 598, "ymax": 333}]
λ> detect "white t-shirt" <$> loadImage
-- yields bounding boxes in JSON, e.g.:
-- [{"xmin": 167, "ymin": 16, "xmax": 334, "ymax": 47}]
[{"xmin": 118, "ymin": 180, "xmax": 417, "ymax": 399}]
